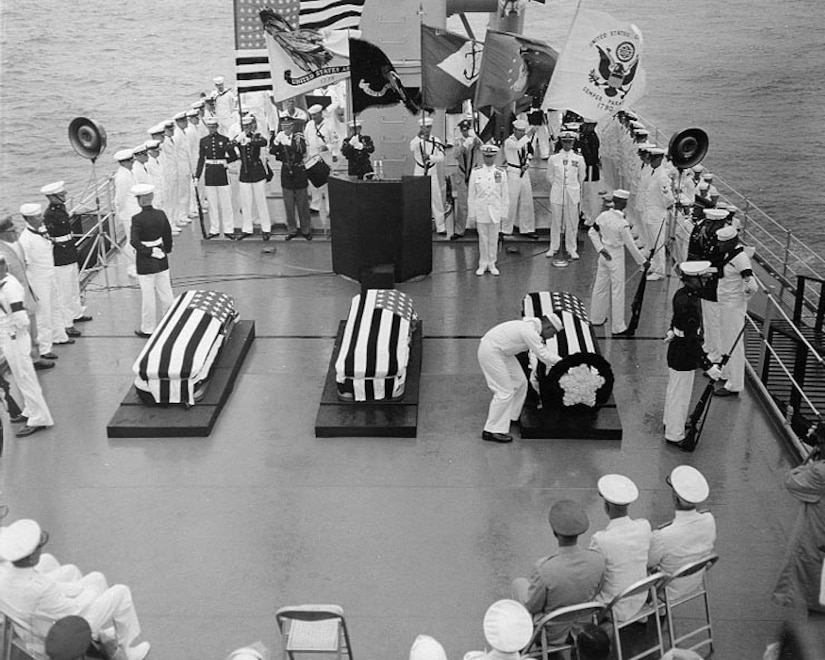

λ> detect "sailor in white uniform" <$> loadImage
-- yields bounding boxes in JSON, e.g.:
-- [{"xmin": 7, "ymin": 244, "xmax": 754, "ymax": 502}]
[
  {"xmin": 173, "ymin": 112, "xmax": 195, "ymax": 225},
  {"xmin": 546, "ymin": 131, "xmax": 586, "ymax": 259},
  {"xmin": 131, "ymin": 143, "xmax": 151, "ymax": 184},
  {"xmin": 477, "ymin": 314, "xmax": 562, "ymax": 443},
  {"xmin": 640, "ymin": 147, "xmax": 675, "ymax": 280},
  {"xmin": 467, "ymin": 144, "xmax": 509, "ymax": 276},
  {"xmin": 112, "ymin": 149, "xmax": 140, "ymax": 277},
  {"xmin": 409, "ymin": 116, "xmax": 446, "ymax": 234},
  {"xmin": 649, "ymin": 466, "xmax": 716, "ymax": 602},
  {"xmin": 144, "ymin": 139, "xmax": 173, "ymax": 233},
  {"xmin": 304, "ymin": 104, "xmax": 339, "ymax": 227},
  {"xmin": 587, "ymin": 189, "xmax": 647, "ymax": 335},
  {"xmin": 589, "ymin": 474, "xmax": 652, "ymax": 624},
  {"xmin": 161, "ymin": 120, "xmax": 182, "ymax": 228},
  {"xmin": 212, "ymin": 75, "xmax": 238, "ymax": 136},
  {"xmin": 502, "ymin": 119, "xmax": 536, "ymax": 238}
]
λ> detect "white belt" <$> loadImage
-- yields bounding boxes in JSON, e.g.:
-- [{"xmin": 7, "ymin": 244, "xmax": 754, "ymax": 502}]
[
  {"xmin": 142, "ymin": 238, "xmax": 163, "ymax": 247},
  {"xmin": 205, "ymin": 159, "xmax": 226, "ymax": 165},
  {"xmin": 53, "ymin": 235, "xmax": 73, "ymax": 243}
]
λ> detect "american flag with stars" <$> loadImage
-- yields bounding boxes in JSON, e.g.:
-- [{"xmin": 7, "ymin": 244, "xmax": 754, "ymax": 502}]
[
  {"xmin": 234, "ymin": 0, "xmax": 367, "ymax": 94},
  {"xmin": 521, "ymin": 291, "xmax": 598, "ymax": 359}
]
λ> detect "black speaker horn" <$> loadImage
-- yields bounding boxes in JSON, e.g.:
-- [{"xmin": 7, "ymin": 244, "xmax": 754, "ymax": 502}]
[
  {"xmin": 68, "ymin": 117, "xmax": 107, "ymax": 161},
  {"xmin": 668, "ymin": 127, "xmax": 709, "ymax": 170}
]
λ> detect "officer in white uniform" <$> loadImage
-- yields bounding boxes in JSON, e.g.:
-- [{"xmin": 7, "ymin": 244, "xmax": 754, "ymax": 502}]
[
  {"xmin": 0, "ymin": 256, "xmax": 53, "ymax": 437},
  {"xmin": 144, "ymin": 139, "xmax": 174, "ymax": 233},
  {"xmin": 409, "ymin": 117, "xmax": 446, "ymax": 234},
  {"xmin": 477, "ymin": 314, "xmax": 562, "ymax": 443},
  {"xmin": 640, "ymin": 147, "xmax": 675, "ymax": 280},
  {"xmin": 173, "ymin": 112, "xmax": 195, "ymax": 225},
  {"xmin": 304, "ymin": 104, "xmax": 339, "ymax": 227},
  {"xmin": 463, "ymin": 599, "xmax": 534, "ymax": 660},
  {"xmin": 502, "ymin": 119, "xmax": 537, "ymax": 238},
  {"xmin": 17, "ymin": 204, "xmax": 71, "ymax": 359},
  {"xmin": 546, "ymin": 131, "xmax": 586, "ymax": 259},
  {"xmin": 161, "ymin": 120, "xmax": 184, "ymax": 229},
  {"xmin": 589, "ymin": 474, "xmax": 652, "ymax": 624},
  {"xmin": 112, "ymin": 149, "xmax": 140, "ymax": 276},
  {"xmin": 468, "ymin": 144, "xmax": 509, "ymax": 276},
  {"xmin": 649, "ymin": 466, "xmax": 716, "ymax": 602},
  {"xmin": 587, "ymin": 189, "xmax": 647, "ymax": 335},
  {"xmin": 131, "ymin": 144, "xmax": 151, "ymax": 185}
]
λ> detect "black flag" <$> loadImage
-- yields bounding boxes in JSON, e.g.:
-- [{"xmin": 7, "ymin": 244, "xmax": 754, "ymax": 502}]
[{"xmin": 349, "ymin": 38, "xmax": 418, "ymax": 114}]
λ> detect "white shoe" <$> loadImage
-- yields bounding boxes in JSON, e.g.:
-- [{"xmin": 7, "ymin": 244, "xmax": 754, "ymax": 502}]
[
  {"xmin": 646, "ymin": 273, "xmax": 664, "ymax": 281},
  {"xmin": 475, "ymin": 267, "xmax": 485, "ymax": 276},
  {"xmin": 545, "ymin": 250, "xmax": 557, "ymax": 259},
  {"xmin": 126, "ymin": 642, "xmax": 151, "ymax": 660},
  {"xmin": 489, "ymin": 266, "xmax": 500, "ymax": 276}
]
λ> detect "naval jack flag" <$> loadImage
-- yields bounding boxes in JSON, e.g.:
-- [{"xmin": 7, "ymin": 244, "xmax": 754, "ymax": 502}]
[
  {"xmin": 420, "ymin": 25, "xmax": 483, "ymax": 109},
  {"xmin": 542, "ymin": 8, "xmax": 646, "ymax": 120}
]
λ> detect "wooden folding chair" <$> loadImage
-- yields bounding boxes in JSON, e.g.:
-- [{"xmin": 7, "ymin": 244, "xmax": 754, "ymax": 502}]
[
  {"xmin": 663, "ymin": 554, "xmax": 719, "ymax": 655},
  {"xmin": 275, "ymin": 605, "xmax": 353, "ymax": 660},
  {"xmin": 606, "ymin": 572, "xmax": 668, "ymax": 660},
  {"xmin": 1, "ymin": 613, "xmax": 39, "ymax": 660},
  {"xmin": 521, "ymin": 601, "xmax": 605, "ymax": 660}
]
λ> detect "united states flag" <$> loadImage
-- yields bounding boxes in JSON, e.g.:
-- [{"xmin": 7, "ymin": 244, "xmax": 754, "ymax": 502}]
[
  {"xmin": 521, "ymin": 290, "xmax": 597, "ymax": 358},
  {"xmin": 234, "ymin": 0, "xmax": 366, "ymax": 94},
  {"xmin": 133, "ymin": 290, "xmax": 239, "ymax": 405},
  {"xmin": 335, "ymin": 289, "xmax": 417, "ymax": 401}
]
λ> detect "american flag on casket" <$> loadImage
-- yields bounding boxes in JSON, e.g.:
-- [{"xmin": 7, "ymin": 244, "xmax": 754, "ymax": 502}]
[
  {"xmin": 335, "ymin": 289, "xmax": 418, "ymax": 401},
  {"xmin": 522, "ymin": 291, "xmax": 598, "ymax": 357},
  {"xmin": 133, "ymin": 290, "xmax": 239, "ymax": 405}
]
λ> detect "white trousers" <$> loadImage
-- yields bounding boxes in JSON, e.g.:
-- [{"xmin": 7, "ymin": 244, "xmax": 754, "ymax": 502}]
[
  {"xmin": 177, "ymin": 173, "xmax": 192, "ymax": 222},
  {"xmin": 504, "ymin": 170, "xmax": 534, "ymax": 234},
  {"xmin": 137, "ymin": 270, "xmax": 173, "ymax": 334},
  {"xmin": 163, "ymin": 174, "xmax": 180, "ymax": 225},
  {"xmin": 1, "ymin": 330, "xmax": 53, "ymax": 427},
  {"xmin": 205, "ymin": 185, "xmax": 235, "ymax": 234},
  {"xmin": 78, "ymin": 583, "xmax": 142, "ymax": 651},
  {"xmin": 664, "ymin": 368, "xmax": 695, "ymax": 442},
  {"xmin": 701, "ymin": 299, "xmax": 722, "ymax": 363},
  {"xmin": 477, "ymin": 222, "xmax": 499, "ymax": 270},
  {"xmin": 719, "ymin": 300, "xmax": 747, "ymax": 392},
  {"xmin": 478, "ymin": 340, "xmax": 527, "ymax": 433},
  {"xmin": 550, "ymin": 194, "xmax": 580, "ymax": 255},
  {"xmin": 29, "ymin": 271, "xmax": 68, "ymax": 353},
  {"xmin": 417, "ymin": 173, "xmax": 445, "ymax": 232},
  {"xmin": 590, "ymin": 249, "xmax": 627, "ymax": 332},
  {"xmin": 119, "ymin": 216, "xmax": 137, "ymax": 276},
  {"xmin": 309, "ymin": 182, "xmax": 330, "ymax": 226},
  {"xmin": 240, "ymin": 180, "xmax": 272, "ymax": 233},
  {"xmin": 54, "ymin": 263, "xmax": 85, "ymax": 327}
]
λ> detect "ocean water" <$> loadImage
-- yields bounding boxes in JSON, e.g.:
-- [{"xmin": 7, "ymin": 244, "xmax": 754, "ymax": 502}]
[{"xmin": 1, "ymin": 0, "xmax": 823, "ymax": 251}]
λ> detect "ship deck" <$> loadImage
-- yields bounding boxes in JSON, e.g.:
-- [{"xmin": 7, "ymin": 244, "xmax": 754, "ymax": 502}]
[{"xmin": 2, "ymin": 219, "xmax": 822, "ymax": 659}]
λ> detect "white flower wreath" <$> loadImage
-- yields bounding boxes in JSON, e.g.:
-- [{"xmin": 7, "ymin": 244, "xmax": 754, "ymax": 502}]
[{"xmin": 558, "ymin": 364, "xmax": 606, "ymax": 407}]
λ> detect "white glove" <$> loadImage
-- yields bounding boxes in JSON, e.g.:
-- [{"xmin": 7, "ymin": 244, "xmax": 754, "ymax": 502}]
[
  {"xmin": 276, "ymin": 133, "xmax": 291, "ymax": 146},
  {"xmin": 707, "ymin": 365, "xmax": 722, "ymax": 380},
  {"xmin": 663, "ymin": 329, "xmax": 675, "ymax": 343},
  {"xmin": 151, "ymin": 247, "xmax": 165, "ymax": 260},
  {"xmin": 744, "ymin": 278, "xmax": 758, "ymax": 298},
  {"xmin": 349, "ymin": 136, "xmax": 362, "ymax": 149}
]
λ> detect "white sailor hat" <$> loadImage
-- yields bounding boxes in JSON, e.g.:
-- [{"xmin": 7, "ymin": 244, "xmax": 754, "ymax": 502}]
[
  {"xmin": 174, "ymin": 111, "xmax": 187, "ymax": 121},
  {"xmin": 559, "ymin": 130, "xmax": 577, "ymax": 139},
  {"xmin": 307, "ymin": 104, "xmax": 324, "ymax": 115},
  {"xmin": 597, "ymin": 474, "xmax": 639, "ymax": 505},
  {"xmin": 669, "ymin": 465, "xmax": 709, "ymax": 504},
  {"xmin": 703, "ymin": 208, "xmax": 728, "ymax": 220},
  {"xmin": 148, "ymin": 124, "xmax": 165, "ymax": 135},
  {"xmin": 481, "ymin": 144, "xmax": 499, "ymax": 155},
  {"xmin": 132, "ymin": 143, "xmax": 148, "ymax": 154},
  {"xmin": 352, "ymin": 118, "xmax": 364, "ymax": 127},
  {"xmin": 716, "ymin": 225, "xmax": 738, "ymax": 241},
  {"xmin": 0, "ymin": 519, "xmax": 42, "ymax": 561},
  {"xmin": 679, "ymin": 260, "xmax": 711, "ymax": 276},
  {"xmin": 637, "ymin": 142, "xmax": 655, "ymax": 150},
  {"xmin": 213, "ymin": 75, "xmax": 224, "ymax": 85},
  {"xmin": 204, "ymin": 116, "xmax": 219, "ymax": 126},
  {"xmin": 130, "ymin": 183, "xmax": 155, "ymax": 197},
  {"xmin": 226, "ymin": 647, "xmax": 265, "ymax": 660},
  {"xmin": 483, "ymin": 600, "xmax": 533, "ymax": 653},
  {"xmin": 40, "ymin": 181, "xmax": 66, "ymax": 195},
  {"xmin": 702, "ymin": 172, "xmax": 714, "ymax": 180},
  {"xmin": 691, "ymin": 164, "xmax": 705, "ymax": 173},
  {"xmin": 145, "ymin": 139, "xmax": 161, "ymax": 150},
  {"xmin": 241, "ymin": 115, "xmax": 255, "ymax": 125},
  {"xmin": 564, "ymin": 122, "xmax": 581, "ymax": 131},
  {"xmin": 409, "ymin": 635, "xmax": 447, "ymax": 660},
  {"xmin": 624, "ymin": 110, "xmax": 638, "ymax": 119},
  {"xmin": 630, "ymin": 120, "xmax": 645, "ymax": 129},
  {"xmin": 612, "ymin": 189, "xmax": 630, "ymax": 200},
  {"xmin": 418, "ymin": 116, "xmax": 434, "ymax": 127},
  {"xmin": 697, "ymin": 181, "xmax": 710, "ymax": 191},
  {"xmin": 544, "ymin": 313, "xmax": 563, "ymax": 332},
  {"xmin": 19, "ymin": 203, "xmax": 42, "ymax": 217},
  {"xmin": 512, "ymin": 119, "xmax": 529, "ymax": 131},
  {"xmin": 163, "ymin": 119, "xmax": 175, "ymax": 128},
  {"xmin": 114, "ymin": 148, "xmax": 134, "ymax": 162},
  {"xmin": 192, "ymin": 100, "xmax": 205, "ymax": 109},
  {"xmin": 648, "ymin": 147, "xmax": 667, "ymax": 156},
  {"xmin": 186, "ymin": 109, "xmax": 199, "ymax": 118}
]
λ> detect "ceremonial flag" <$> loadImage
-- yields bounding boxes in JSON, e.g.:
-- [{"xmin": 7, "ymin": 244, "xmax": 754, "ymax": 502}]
[
  {"xmin": 420, "ymin": 25, "xmax": 483, "ymax": 109},
  {"xmin": 542, "ymin": 8, "xmax": 645, "ymax": 120},
  {"xmin": 234, "ymin": 0, "xmax": 365, "ymax": 95},
  {"xmin": 349, "ymin": 38, "xmax": 419, "ymax": 114},
  {"xmin": 474, "ymin": 30, "xmax": 557, "ymax": 109}
]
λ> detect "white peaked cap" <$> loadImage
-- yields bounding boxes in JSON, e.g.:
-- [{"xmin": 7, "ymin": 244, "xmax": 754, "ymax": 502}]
[
  {"xmin": 703, "ymin": 208, "xmax": 728, "ymax": 220},
  {"xmin": 679, "ymin": 261, "xmax": 711, "ymax": 276},
  {"xmin": 307, "ymin": 104, "xmax": 324, "ymax": 114},
  {"xmin": 130, "ymin": 183, "xmax": 155, "ymax": 196},
  {"xmin": 598, "ymin": 474, "xmax": 639, "ymax": 505},
  {"xmin": 483, "ymin": 600, "xmax": 533, "ymax": 653},
  {"xmin": 716, "ymin": 225, "xmax": 738, "ymax": 240},
  {"xmin": 19, "ymin": 203, "xmax": 42, "ymax": 216},
  {"xmin": 213, "ymin": 76, "xmax": 224, "ymax": 84},
  {"xmin": 0, "ymin": 519, "xmax": 42, "ymax": 561},
  {"xmin": 418, "ymin": 117, "xmax": 434, "ymax": 127},
  {"xmin": 669, "ymin": 465, "xmax": 710, "ymax": 503},
  {"xmin": 40, "ymin": 181, "xmax": 66, "ymax": 195},
  {"xmin": 409, "ymin": 635, "xmax": 447, "ymax": 660},
  {"xmin": 612, "ymin": 189, "xmax": 630, "ymax": 200},
  {"xmin": 114, "ymin": 148, "xmax": 134, "ymax": 161}
]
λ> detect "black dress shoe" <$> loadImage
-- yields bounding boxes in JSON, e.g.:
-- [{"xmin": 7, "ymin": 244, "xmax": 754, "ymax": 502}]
[
  {"xmin": 303, "ymin": 233, "xmax": 313, "ymax": 241},
  {"xmin": 206, "ymin": 233, "xmax": 219, "ymax": 239},
  {"xmin": 17, "ymin": 425, "xmax": 46, "ymax": 437},
  {"xmin": 285, "ymin": 233, "xmax": 298, "ymax": 241},
  {"xmin": 34, "ymin": 359, "xmax": 55, "ymax": 370},
  {"xmin": 482, "ymin": 431, "xmax": 513, "ymax": 443},
  {"xmin": 54, "ymin": 338, "xmax": 75, "ymax": 345},
  {"xmin": 262, "ymin": 232, "xmax": 271, "ymax": 241},
  {"xmin": 74, "ymin": 315, "xmax": 93, "ymax": 323},
  {"xmin": 522, "ymin": 232, "xmax": 539, "ymax": 240},
  {"xmin": 10, "ymin": 415, "xmax": 27, "ymax": 424},
  {"xmin": 436, "ymin": 230, "xmax": 447, "ymax": 236},
  {"xmin": 714, "ymin": 386, "xmax": 739, "ymax": 397},
  {"xmin": 449, "ymin": 233, "xmax": 464, "ymax": 241},
  {"xmin": 612, "ymin": 328, "xmax": 634, "ymax": 337},
  {"xmin": 65, "ymin": 327, "xmax": 82, "ymax": 338},
  {"xmin": 134, "ymin": 330, "xmax": 152, "ymax": 339},
  {"xmin": 41, "ymin": 352, "xmax": 58, "ymax": 360}
]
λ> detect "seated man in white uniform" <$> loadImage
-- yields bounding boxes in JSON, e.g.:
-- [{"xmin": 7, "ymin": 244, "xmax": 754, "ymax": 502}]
[{"xmin": 477, "ymin": 313, "xmax": 563, "ymax": 443}]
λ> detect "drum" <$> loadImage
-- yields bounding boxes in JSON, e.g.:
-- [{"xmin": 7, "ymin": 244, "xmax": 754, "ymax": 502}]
[{"xmin": 305, "ymin": 155, "xmax": 331, "ymax": 187}]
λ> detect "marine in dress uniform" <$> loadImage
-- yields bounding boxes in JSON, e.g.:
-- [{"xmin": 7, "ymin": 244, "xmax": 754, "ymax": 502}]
[
  {"xmin": 112, "ymin": 149, "xmax": 140, "ymax": 276},
  {"xmin": 477, "ymin": 314, "xmax": 562, "ymax": 442},
  {"xmin": 195, "ymin": 117, "xmax": 238, "ymax": 239},
  {"xmin": 663, "ymin": 261, "xmax": 720, "ymax": 446},
  {"xmin": 587, "ymin": 189, "xmax": 647, "ymax": 335},
  {"xmin": 340, "ymin": 119, "xmax": 374, "ymax": 180},
  {"xmin": 0, "ymin": 254, "xmax": 53, "ymax": 436},
  {"xmin": 270, "ymin": 116, "xmax": 312, "ymax": 240},
  {"xmin": 649, "ymin": 466, "xmax": 716, "ymax": 602},
  {"xmin": 234, "ymin": 115, "xmax": 272, "ymax": 240},
  {"xmin": 40, "ymin": 181, "xmax": 91, "ymax": 339},
  {"xmin": 639, "ymin": 147, "xmax": 675, "ymax": 280},
  {"xmin": 502, "ymin": 119, "xmax": 537, "ymax": 238},
  {"xmin": 546, "ymin": 131, "xmax": 586, "ymax": 258},
  {"xmin": 17, "ymin": 204, "xmax": 71, "ymax": 358},
  {"xmin": 409, "ymin": 117, "xmax": 446, "ymax": 234},
  {"xmin": 304, "ymin": 104, "xmax": 339, "ymax": 227},
  {"xmin": 129, "ymin": 184, "xmax": 173, "ymax": 338},
  {"xmin": 449, "ymin": 117, "xmax": 481, "ymax": 240},
  {"xmin": 468, "ymin": 144, "xmax": 509, "ymax": 276},
  {"xmin": 589, "ymin": 474, "xmax": 652, "ymax": 624},
  {"xmin": 511, "ymin": 500, "xmax": 605, "ymax": 643}
]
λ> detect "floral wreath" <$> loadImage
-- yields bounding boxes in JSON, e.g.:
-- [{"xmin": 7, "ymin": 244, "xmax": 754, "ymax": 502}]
[{"xmin": 540, "ymin": 352, "xmax": 615, "ymax": 413}]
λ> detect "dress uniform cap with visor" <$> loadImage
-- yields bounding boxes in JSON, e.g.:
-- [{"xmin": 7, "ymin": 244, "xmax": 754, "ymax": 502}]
[
  {"xmin": 483, "ymin": 600, "xmax": 533, "ymax": 653},
  {"xmin": 716, "ymin": 225, "xmax": 738, "ymax": 241},
  {"xmin": 597, "ymin": 474, "xmax": 639, "ymax": 505},
  {"xmin": 19, "ymin": 203, "xmax": 43, "ymax": 217},
  {"xmin": 669, "ymin": 465, "xmax": 710, "ymax": 504},
  {"xmin": 0, "ymin": 519, "xmax": 43, "ymax": 561},
  {"xmin": 679, "ymin": 261, "xmax": 711, "ymax": 277},
  {"xmin": 40, "ymin": 181, "xmax": 66, "ymax": 195}
]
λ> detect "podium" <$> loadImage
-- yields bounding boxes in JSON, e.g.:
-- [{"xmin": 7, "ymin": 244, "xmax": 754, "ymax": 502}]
[{"xmin": 329, "ymin": 176, "xmax": 432, "ymax": 282}]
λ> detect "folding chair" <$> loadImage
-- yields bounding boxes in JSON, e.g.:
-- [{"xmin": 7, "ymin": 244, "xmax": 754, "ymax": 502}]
[
  {"xmin": 663, "ymin": 554, "xmax": 719, "ymax": 655},
  {"xmin": 521, "ymin": 602, "xmax": 605, "ymax": 660},
  {"xmin": 275, "ymin": 605, "xmax": 353, "ymax": 660},
  {"xmin": 606, "ymin": 572, "xmax": 668, "ymax": 660},
  {"xmin": 1, "ymin": 613, "xmax": 39, "ymax": 660}
]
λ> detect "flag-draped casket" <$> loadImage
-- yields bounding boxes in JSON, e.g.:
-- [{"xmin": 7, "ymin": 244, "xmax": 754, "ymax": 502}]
[
  {"xmin": 335, "ymin": 289, "xmax": 418, "ymax": 401},
  {"xmin": 522, "ymin": 291, "xmax": 614, "ymax": 411},
  {"xmin": 133, "ymin": 290, "xmax": 239, "ymax": 405}
]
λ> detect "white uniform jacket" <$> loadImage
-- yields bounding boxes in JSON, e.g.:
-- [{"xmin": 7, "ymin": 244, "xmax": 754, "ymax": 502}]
[
  {"xmin": 640, "ymin": 165, "xmax": 674, "ymax": 223},
  {"xmin": 113, "ymin": 167, "xmax": 140, "ymax": 223},
  {"xmin": 547, "ymin": 150, "xmax": 586, "ymax": 204},
  {"xmin": 503, "ymin": 133, "xmax": 534, "ymax": 178},
  {"xmin": 305, "ymin": 118, "xmax": 339, "ymax": 166},
  {"xmin": 409, "ymin": 135, "xmax": 445, "ymax": 176},
  {"xmin": 481, "ymin": 318, "xmax": 560, "ymax": 367},
  {"xmin": 467, "ymin": 165, "xmax": 509, "ymax": 225},
  {"xmin": 649, "ymin": 509, "xmax": 716, "ymax": 601},
  {"xmin": 588, "ymin": 209, "xmax": 645, "ymax": 263}
]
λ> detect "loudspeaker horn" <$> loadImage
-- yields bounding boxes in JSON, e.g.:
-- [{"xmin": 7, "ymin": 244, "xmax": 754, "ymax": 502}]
[
  {"xmin": 68, "ymin": 117, "xmax": 107, "ymax": 161},
  {"xmin": 668, "ymin": 127, "xmax": 709, "ymax": 170}
]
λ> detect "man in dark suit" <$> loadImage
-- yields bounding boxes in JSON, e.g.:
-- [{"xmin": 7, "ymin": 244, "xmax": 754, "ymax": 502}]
[
  {"xmin": 234, "ymin": 115, "xmax": 272, "ymax": 240},
  {"xmin": 195, "ymin": 117, "xmax": 238, "ymax": 239},
  {"xmin": 270, "ymin": 116, "xmax": 312, "ymax": 240},
  {"xmin": 129, "ymin": 184, "xmax": 174, "ymax": 338}
]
